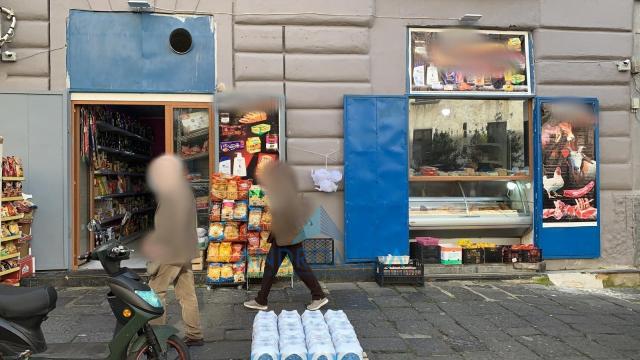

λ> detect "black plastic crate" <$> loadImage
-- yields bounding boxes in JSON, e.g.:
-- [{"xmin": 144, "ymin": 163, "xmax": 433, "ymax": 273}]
[
  {"xmin": 483, "ymin": 247, "xmax": 504, "ymax": 263},
  {"xmin": 375, "ymin": 259, "xmax": 424, "ymax": 287},
  {"xmin": 303, "ymin": 238, "xmax": 334, "ymax": 265},
  {"xmin": 410, "ymin": 243, "xmax": 440, "ymax": 264},
  {"xmin": 504, "ymin": 247, "xmax": 542, "ymax": 263},
  {"xmin": 462, "ymin": 248, "xmax": 483, "ymax": 264}
]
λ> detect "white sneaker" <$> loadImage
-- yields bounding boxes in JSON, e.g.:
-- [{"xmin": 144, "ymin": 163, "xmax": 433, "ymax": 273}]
[
  {"xmin": 307, "ymin": 298, "xmax": 329, "ymax": 311},
  {"xmin": 244, "ymin": 299, "xmax": 268, "ymax": 311}
]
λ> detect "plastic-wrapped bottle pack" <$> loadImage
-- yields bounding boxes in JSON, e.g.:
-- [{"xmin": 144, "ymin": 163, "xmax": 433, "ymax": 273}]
[
  {"xmin": 324, "ymin": 310, "xmax": 364, "ymax": 360},
  {"xmin": 278, "ymin": 310, "xmax": 308, "ymax": 360},
  {"xmin": 302, "ymin": 310, "xmax": 337, "ymax": 360},
  {"xmin": 251, "ymin": 311, "xmax": 279, "ymax": 360}
]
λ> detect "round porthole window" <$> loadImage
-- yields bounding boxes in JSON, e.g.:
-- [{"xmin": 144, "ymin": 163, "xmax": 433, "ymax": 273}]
[{"xmin": 169, "ymin": 28, "xmax": 192, "ymax": 54}]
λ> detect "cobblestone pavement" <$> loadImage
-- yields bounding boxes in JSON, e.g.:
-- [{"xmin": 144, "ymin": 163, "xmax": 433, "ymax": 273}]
[{"xmin": 42, "ymin": 281, "xmax": 640, "ymax": 359}]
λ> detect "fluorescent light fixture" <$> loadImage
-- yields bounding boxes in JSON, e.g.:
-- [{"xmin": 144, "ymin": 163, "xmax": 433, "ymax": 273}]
[
  {"xmin": 128, "ymin": 0, "xmax": 151, "ymax": 8},
  {"xmin": 459, "ymin": 14, "xmax": 482, "ymax": 23}
]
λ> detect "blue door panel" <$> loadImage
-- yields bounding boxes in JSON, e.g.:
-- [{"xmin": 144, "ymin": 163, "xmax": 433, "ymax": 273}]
[{"xmin": 344, "ymin": 95, "xmax": 408, "ymax": 262}]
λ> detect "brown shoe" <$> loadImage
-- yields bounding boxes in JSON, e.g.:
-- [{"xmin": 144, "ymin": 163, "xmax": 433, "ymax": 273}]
[{"xmin": 183, "ymin": 337, "xmax": 204, "ymax": 347}]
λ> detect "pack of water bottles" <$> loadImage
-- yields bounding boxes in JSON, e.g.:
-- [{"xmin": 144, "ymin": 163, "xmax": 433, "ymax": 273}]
[
  {"xmin": 251, "ymin": 310, "xmax": 279, "ymax": 360},
  {"xmin": 251, "ymin": 309, "xmax": 363, "ymax": 360},
  {"xmin": 325, "ymin": 310, "xmax": 364, "ymax": 360},
  {"xmin": 302, "ymin": 310, "xmax": 336, "ymax": 360}
]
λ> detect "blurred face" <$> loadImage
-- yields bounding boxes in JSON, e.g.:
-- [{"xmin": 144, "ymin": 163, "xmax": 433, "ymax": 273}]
[{"xmin": 147, "ymin": 155, "xmax": 187, "ymax": 195}]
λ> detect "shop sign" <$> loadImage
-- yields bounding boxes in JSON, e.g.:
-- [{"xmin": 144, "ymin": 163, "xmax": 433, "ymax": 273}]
[
  {"xmin": 408, "ymin": 28, "xmax": 532, "ymax": 96},
  {"xmin": 539, "ymin": 101, "xmax": 598, "ymax": 227}
]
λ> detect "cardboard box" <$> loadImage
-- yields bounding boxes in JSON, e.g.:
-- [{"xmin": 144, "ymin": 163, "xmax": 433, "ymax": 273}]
[
  {"xmin": 440, "ymin": 244, "xmax": 462, "ymax": 265},
  {"xmin": 18, "ymin": 255, "xmax": 34, "ymax": 279},
  {"xmin": 191, "ymin": 250, "xmax": 205, "ymax": 271}
]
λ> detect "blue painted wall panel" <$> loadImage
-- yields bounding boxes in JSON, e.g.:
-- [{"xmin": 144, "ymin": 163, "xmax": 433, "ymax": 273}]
[
  {"xmin": 67, "ymin": 10, "xmax": 215, "ymax": 93},
  {"xmin": 344, "ymin": 96, "xmax": 409, "ymax": 262}
]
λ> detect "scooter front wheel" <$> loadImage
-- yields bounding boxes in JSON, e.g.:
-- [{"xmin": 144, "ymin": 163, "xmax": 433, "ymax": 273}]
[{"xmin": 129, "ymin": 335, "xmax": 191, "ymax": 360}]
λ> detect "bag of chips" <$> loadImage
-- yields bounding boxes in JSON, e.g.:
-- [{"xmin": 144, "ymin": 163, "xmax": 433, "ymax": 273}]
[
  {"xmin": 227, "ymin": 178, "xmax": 239, "ymax": 200},
  {"xmin": 248, "ymin": 232, "xmax": 260, "ymax": 252},
  {"xmin": 260, "ymin": 231, "xmax": 272, "ymax": 253},
  {"xmin": 249, "ymin": 185, "xmax": 267, "ymax": 207},
  {"xmin": 230, "ymin": 244, "xmax": 244, "ymax": 262},
  {"xmin": 210, "ymin": 174, "xmax": 227, "ymax": 201},
  {"xmin": 208, "ymin": 222, "xmax": 224, "ymax": 241},
  {"xmin": 209, "ymin": 202, "xmax": 222, "ymax": 222},
  {"xmin": 219, "ymin": 242, "xmax": 232, "ymax": 263},
  {"xmin": 220, "ymin": 264, "xmax": 234, "ymax": 280},
  {"xmin": 233, "ymin": 200, "xmax": 249, "ymax": 221},
  {"xmin": 238, "ymin": 223, "xmax": 248, "ymax": 242},
  {"xmin": 233, "ymin": 261, "xmax": 246, "ymax": 282},
  {"xmin": 248, "ymin": 207, "xmax": 263, "ymax": 231},
  {"xmin": 206, "ymin": 242, "xmax": 220, "ymax": 262},
  {"xmin": 238, "ymin": 179, "xmax": 253, "ymax": 200},
  {"xmin": 261, "ymin": 207, "xmax": 272, "ymax": 230},
  {"xmin": 221, "ymin": 200, "xmax": 235, "ymax": 221},
  {"xmin": 207, "ymin": 263, "xmax": 221, "ymax": 282},
  {"xmin": 224, "ymin": 222, "xmax": 239, "ymax": 242}
]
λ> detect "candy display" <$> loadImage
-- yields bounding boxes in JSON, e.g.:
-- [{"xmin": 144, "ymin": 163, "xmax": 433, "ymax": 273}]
[{"xmin": 1, "ymin": 155, "xmax": 35, "ymax": 284}]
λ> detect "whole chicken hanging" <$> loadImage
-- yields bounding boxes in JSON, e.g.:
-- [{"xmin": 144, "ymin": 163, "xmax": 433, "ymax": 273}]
[{"xmin": 543, "ymin": 167, "xmax": 564, "ymax": 198}]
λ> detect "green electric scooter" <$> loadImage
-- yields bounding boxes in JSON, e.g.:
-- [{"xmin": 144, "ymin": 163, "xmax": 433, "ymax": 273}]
[{"xmin": 0, "ymin": 214, "xmax": 191, "ymax": 360}]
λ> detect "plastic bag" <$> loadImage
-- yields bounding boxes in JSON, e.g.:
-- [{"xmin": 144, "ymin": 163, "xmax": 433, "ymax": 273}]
[{"xmin": 252, "ymin": 311, "xmax": 279, "ymax": 360}]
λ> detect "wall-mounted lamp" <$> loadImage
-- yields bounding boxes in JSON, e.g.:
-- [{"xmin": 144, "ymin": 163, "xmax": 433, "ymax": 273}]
[
  {"xmin": 128, "ymin": 0, "xmax": 151, "ymax": 9},
  {"xmin": 459, "ymin": 14, "xmax": 483, "ymax": 24}
]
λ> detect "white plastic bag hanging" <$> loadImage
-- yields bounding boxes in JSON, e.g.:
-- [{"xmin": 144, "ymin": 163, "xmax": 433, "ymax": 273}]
[{"xmin": 311, "ymin": 168, "xmax": 343, "ymax": 193}]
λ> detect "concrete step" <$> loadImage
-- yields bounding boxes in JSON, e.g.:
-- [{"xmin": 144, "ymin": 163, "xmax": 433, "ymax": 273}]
[{"xmin": 547, "ymin": 268, "xmax": 640, "ymax": 289}]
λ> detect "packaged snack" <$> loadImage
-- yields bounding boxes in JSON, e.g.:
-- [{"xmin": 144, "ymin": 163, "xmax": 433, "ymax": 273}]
[
  {"xmin": 248, "ymin": 207, "xmax": 263, "ymax": 231},
  {"xmin": 507, "ymin": 37, "xmax": 522, "ymax": 51},
  {"xmin": 221, "ymin": 125, "xmax": 245, "ymax": 137},
  {"xmin": 206, "ymin": 242, "xmax": 220, "ymax": 262},
  {"xmin": 248, "ymin": 232, "xmax": 260, "ymax": 251},
  {"xmin": 265, "ymin": 134, "xmax": 278, "ymax": 152},
  {"xmin": 256, "ymin": 153, "xmax": 277, "ymax": 179},
  {"xmin": 221, "ymin": 200, "xmax": 235, "ymax": 221},
  {"xmin": 230, "ymin": 244, "xmax": 244, "ymax": 262},
  {"xmin": 239, "ymin": 111, "xmax": 267, "ymax": 124},
  {"xmin": 249, "ymin": 185, "xmax": 267, "ymax": 207},
  {"xmin": 233, "ymin": 261, "xmax": 246, "ymax": 282},
  {"xmin": 238, "ymin": 223, "xmax": 248, "ymax": 242},
  {"xmin": 223, "ymin": 222, "xmax": 240, "ymax": 242},
  {"xmin": 248, "ymin": 255, "xmax": 262, "ymax": 274},
  {"xmin": 208, "ymin": 222, "xmax": 224, "ymax": 241},
  {"xmin": 210, "ymin": 174, "xmax": 228, "ymax": 200},
  {"xmin": 233, "ymin": 200, "xmax": 249, "ymax": 221},
  {"xmin": 246, "ymin": 137, "xmax": 262, "ymax": 153},
  {"xmin": 220, "ymin": 140, "xmax": 244, "ymax": 153},
  {"xmin": 251, "ymin": 123, "xmax": 271, "ymax": 136},
  {"xmin": 1, "ymin": 225, "xmax": 10, "ymax": 238},
  {"xmin": 209, "ymin": 202, "xmax": 222, "ymax": 222},
  {"xmin": 259, "ymin": 231, "xmax": 271, "ymax": 253},
  {"xmin": 220, "ymin": 264, "xmax": 234, "ymax": 279},
  {"xmin": 207, "ymin": 263, "xmax": 221, "ymax": 281},
  {"xmin": 219, "ymin": 242, "xmax": 232, "ymax": 262},
  {"xmin": 260, "ymin": 207, "xmax": 272, "ymax": 230},
  {"xmin": 7, "ymin": 223, "xmax": 20, "ymax": 235},
  {"xmin": 238, "ymin": 179, "xmax": 253, "ymax": 200},
  {"xmin": 226, "ymin": 179, "xmax": 239, "ymax": 200}
]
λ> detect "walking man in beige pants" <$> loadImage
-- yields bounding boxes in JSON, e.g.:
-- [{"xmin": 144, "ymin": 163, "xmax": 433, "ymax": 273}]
[{"xmin": 143, "ymin": 154, "xmax": 204, "ymax": 346}]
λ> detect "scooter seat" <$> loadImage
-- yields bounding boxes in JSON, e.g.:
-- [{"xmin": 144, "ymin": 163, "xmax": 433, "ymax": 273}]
[{"xmin": 0, "ymin": 285, "xmax": 57, "ymax": 319}]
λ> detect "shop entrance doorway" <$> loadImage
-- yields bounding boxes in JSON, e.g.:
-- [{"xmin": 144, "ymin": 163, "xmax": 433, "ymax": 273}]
[{"xmin": 70, "ymin": 94, "xmax": 213, "ymax": 270}]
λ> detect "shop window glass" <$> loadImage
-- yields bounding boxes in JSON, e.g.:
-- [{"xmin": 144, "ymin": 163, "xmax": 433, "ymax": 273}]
[{"xmin": 409, "ymin": 98, "xmax": 529, "ymax": 177}]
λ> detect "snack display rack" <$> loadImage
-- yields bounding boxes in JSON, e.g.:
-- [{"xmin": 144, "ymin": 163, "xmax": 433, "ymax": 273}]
[
  {"xmin": 205, "ymin": 94, "xmax": 292, "ymax": 288},
  {"xmin": 80, "ymin": 106, "xmax": 156, "ymax": 249},
  {"xmin": 1, "ymin": 144, "xmax": 36, "ymax": 286}
]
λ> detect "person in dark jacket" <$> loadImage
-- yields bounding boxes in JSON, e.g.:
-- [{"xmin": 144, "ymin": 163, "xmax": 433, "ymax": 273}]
[{"xmin": 244, "ymin": 162, "xmax": 328, "ymax": 311}]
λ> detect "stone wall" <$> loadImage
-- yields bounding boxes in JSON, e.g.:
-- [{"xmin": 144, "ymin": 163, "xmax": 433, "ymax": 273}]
[{"xmin": 0, "ymin": 0, "xmax": 638, "ymax": 267}]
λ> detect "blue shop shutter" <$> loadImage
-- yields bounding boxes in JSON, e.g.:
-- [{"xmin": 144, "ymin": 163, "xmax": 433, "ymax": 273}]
[{"xmin": 344, "ymin": 96, "xmax": 408, "ymax": 262}]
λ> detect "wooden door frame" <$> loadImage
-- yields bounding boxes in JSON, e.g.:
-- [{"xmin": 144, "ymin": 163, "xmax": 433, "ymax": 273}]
[{"xmin": 70, "ymin": 99, "xmax": 214, "ymax": 269}]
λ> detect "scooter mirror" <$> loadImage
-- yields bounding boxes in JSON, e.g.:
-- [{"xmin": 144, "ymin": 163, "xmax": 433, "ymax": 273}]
[{"xmin": 86, "ymin": 219, "xmax": 99, "ymax": 232}]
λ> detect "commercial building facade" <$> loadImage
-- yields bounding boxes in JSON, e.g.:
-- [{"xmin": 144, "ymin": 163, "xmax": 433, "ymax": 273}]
[{"xmin": 0, "ymin": 0, "xmax": 638, "ymax": 270}]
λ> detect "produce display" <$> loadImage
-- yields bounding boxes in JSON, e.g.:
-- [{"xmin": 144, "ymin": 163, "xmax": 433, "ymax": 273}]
[
  {"xmin": 1, "ymin": 156, "xmax": 35, "ymax": 285},
  {"xmin": 80, "ymin": 106, "xmax": 155, "ymax": 248}
]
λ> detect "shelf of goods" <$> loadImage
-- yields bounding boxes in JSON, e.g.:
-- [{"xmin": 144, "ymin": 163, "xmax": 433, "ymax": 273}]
[
  {"xmin": 175, "ymin": 109, "xmax": 211, "ymax": 229},
  {"xmin": 81, "ymin": 106, "xmax": 156, "ymax": 250},
  {"xmin": 409, "ymin": 180, "xmax": 532, "ymax": 234},
  {"xmin": 410, "ymin": 175, "xmax": 530, "ymax": 182},
  {"xmin": 1, "ymin": 155, "xmax": 35, "ymax": 286}
]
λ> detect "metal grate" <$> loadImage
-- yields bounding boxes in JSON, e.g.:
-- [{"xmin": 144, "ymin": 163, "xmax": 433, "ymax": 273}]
[{"xmin": 303, "ymin": 238, "xmax": 334, "ymax": 265}]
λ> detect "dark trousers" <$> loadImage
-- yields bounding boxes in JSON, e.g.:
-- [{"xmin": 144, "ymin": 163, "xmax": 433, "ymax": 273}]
[{"xmin": 256, "ymin": 242, "xmax": 325, "ymax": 305}]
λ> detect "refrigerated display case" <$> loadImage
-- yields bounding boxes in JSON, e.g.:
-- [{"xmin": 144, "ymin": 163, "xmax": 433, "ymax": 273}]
[{"xmin": 409, "ymin": 180, "xmax": 531, "ymax": 234}]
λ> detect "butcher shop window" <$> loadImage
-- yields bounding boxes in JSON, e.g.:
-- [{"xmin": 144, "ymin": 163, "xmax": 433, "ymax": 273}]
[{"xmin": 409, "ymin": 98, "xmax": 530, "ymax": 179}]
